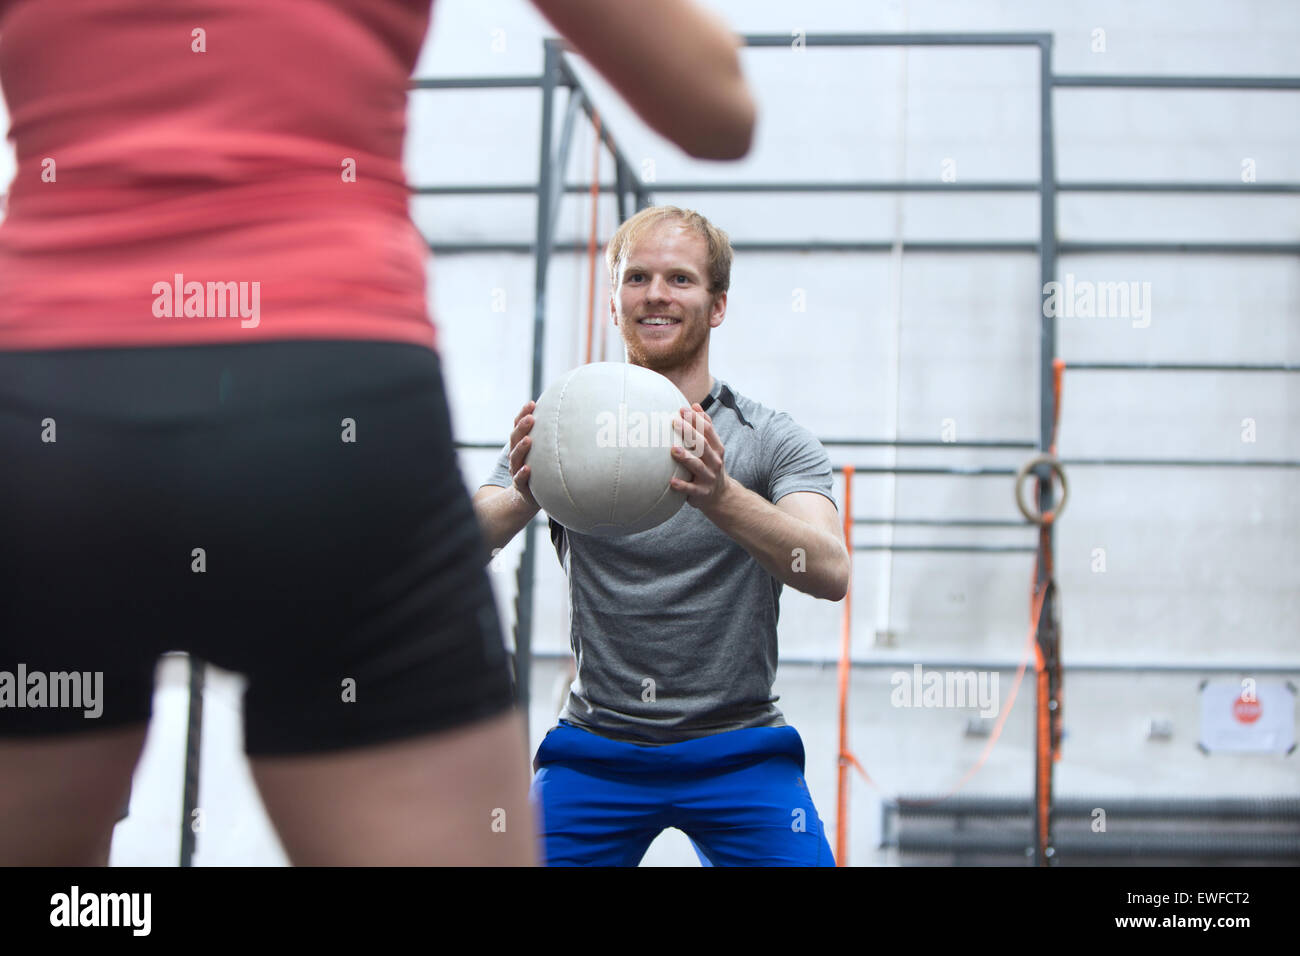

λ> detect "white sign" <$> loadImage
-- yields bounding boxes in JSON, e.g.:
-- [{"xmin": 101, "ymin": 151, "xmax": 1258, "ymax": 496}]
[{"xmin": 1198, "ymin": 679, "xmax": 1296, "ymax": 755}]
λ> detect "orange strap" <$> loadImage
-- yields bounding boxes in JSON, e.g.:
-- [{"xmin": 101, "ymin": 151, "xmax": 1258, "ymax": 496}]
[
  {"xmin": 835, "ymin": 466, "xmax": 854, "ymax": 865},
  {"xmin": 1036, "ymin": 359, "xmax": 1066, "ymax": 852}
]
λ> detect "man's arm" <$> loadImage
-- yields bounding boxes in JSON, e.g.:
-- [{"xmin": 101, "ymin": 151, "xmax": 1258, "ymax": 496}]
[
  {"xmin": 473, "ymin": 483, "xmax": 539, "ymax": 553},
  {"xmin": 472, "ymin": 400, "xmax": 541, "ymax": 552},
  {"xmin": 705, "ymin": 483, "xmax": 849, "ymax": 601},
  {"xmin": 670, "ymin": 405, "xmax": 849, "ymax": 601}
]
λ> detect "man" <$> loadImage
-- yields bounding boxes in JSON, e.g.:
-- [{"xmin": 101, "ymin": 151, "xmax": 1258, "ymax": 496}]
[{"xmin": 473, "ymin": 205, "xmax": 848, "ymax": 866}]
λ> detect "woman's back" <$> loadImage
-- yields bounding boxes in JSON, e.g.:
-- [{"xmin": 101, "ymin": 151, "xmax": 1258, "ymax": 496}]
[{"xmin": 0, "ymin": 0, "xmax": 435, "ymax": 350}]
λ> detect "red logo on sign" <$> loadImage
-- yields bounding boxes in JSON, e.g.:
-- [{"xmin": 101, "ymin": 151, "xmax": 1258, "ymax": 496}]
[{"xmin": 1233, "ymin": 695, "xmax": 1261, "ymax": 724}]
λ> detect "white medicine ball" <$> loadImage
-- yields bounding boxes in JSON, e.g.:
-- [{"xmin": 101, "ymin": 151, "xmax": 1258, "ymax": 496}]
[{"xmin": 526, "ymin": 362, "xmax": 692, "ymax": 536}]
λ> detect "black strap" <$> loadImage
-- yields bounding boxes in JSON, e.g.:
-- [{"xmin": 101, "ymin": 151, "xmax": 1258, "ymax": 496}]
[
  {"xmin": 701, "ymin": 383, "xmax": 754, "ymax": 429},
  {"xmin": 549, "ymin": 515, "xmax": 567, "ymax": 562}
]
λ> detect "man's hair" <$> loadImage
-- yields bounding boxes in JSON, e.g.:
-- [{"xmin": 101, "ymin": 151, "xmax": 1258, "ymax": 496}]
[{"xmin": 605, "ymin": 205, "xmax": 733, "ymax": 297}]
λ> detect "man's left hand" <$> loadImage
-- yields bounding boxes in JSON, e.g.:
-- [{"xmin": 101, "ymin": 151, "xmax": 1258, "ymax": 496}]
[{"xmin": 670, "ymin": 404, "xmax": 730, "ymax": 516}]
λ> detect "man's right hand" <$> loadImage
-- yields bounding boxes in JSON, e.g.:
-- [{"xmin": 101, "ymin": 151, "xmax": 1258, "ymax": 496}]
[
  {"xmin": 508, "ymin": 400, "xmax": 538, "ymax": 509},
  {"xmin": 472, "ymin": 401, "xmax": 544, "ymax": 552}
]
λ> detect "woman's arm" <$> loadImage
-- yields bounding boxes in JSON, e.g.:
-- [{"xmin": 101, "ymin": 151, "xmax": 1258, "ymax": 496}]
[{"xmin": 528, "ymin": 0, "xmax": 756, "ymax": 159}]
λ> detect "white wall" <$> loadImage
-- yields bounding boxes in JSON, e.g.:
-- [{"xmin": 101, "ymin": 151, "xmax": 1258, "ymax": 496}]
[{"xmin": 3, "ymin": 0, "xmax": 1293, "ymax": 866}]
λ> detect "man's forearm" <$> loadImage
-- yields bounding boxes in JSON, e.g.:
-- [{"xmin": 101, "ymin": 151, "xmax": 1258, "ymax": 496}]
[
  {"xmin": 473, "ymin": 486, "xmax": 540, "ymax": 552},
  {"xmin": 706, "ymin": 477, "xmax": 848, "ymax": 600}
]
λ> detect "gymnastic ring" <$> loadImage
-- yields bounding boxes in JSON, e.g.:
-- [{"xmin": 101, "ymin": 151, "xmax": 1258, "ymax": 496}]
[{"xmin": 1015, "ymin": 454, "xmax": 1068, "ymax": 526}]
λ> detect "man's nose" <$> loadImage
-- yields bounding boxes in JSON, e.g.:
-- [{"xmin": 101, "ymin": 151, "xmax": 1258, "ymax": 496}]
[{"xmin": 646, "ymin": 275, "xmax": 673, "ymax": 301}]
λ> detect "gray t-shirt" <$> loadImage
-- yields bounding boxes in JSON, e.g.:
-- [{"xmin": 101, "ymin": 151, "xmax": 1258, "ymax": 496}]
[{"xmin": 482, "ymin": 376, "xmax": 836, "ymax": 745}]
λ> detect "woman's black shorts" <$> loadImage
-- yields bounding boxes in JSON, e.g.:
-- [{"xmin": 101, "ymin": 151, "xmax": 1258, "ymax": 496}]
[{"xmin": 0, "ymin": 340, "xmax": 515, "ymax": 755}]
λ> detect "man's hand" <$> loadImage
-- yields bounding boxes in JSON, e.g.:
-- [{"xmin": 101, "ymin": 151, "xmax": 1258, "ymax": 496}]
[
  {"xmin": 473, "ymin": 400, "xmax": 542, "ymax": 552},
  {"xmin": 507, "ymin": 400, "xmax": 539, "ymax": 509},
  {"xmin": 669, "ymin": 406, "xmax": 849, "ymax": 601},
  {"xmin": 669, "ymin": 403, "xmax": 731, "ymax": 515}
]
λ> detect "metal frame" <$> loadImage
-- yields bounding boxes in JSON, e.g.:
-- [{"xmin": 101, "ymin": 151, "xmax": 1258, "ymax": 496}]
[
  {"xmin": 410, "ymin": 34, "xmax": 1300, "ymax": 865},
  {"xmin": 882, "ymin": 795, "xmax": 1300, "ymax": 864}
]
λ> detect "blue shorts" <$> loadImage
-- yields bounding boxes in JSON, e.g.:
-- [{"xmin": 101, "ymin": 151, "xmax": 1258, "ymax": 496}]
[{"xmin": 530, "ymin": 720, "xmax": 836, "ymax": 867}]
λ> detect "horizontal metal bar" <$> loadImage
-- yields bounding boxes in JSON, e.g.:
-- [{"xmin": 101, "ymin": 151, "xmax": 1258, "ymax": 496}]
[
  {"xmin": 893, "ymin": 833, "xmax": 1300, "ymax": 857},
  {"xmin": 414, "ymin": 183, "xmax": 629, "ymax": 196},
  {"xmin": 458, "ymin": 438, "xmax": 1036, "ymax": 452},
  {"xmin": 412, "ymin": 185, "xmax": 537, "ymax": 196},
  {"xmin": 463, "ymin": 447, "xmax": 1300, "ymax": 471},
  {"xmin": 409, "ymin": 76, "xmax": 543, "ymax": 90},
  {"xmin": 824, "ymin": 438, "xmax": 1036, "ymax": 449},
  {"xmin": 529, "ymin": 650, "xmax": 1300, "ymax": 676},
  {"xmin": 1060, "ymin": 241, "xmax": 1300, "ymax": 255},
  {"xmin": 427, "ymin": 240, "xmax": 1041, "ymax": 255},
  {"xmin": 472, "ymin": 510, "xmax": 1029, "ymax": 538},
  {"xmin": 414, "ymin": 180, "xmax": 1300, "ymax": 198},
  {"xmin": 642, "ymin": 180, "xmax": 1041, "ymax": 193},
  {"xmin": 853, "ymin": 544, "xmax": 1035, "ymax": 553},
  {"xmin": 856, "ymin": 518, "xmax": 1028, "ymax": 528},
  {"xmin": 815, "ymin": 659, "xmax": 1300, "ymax": 676},
  {"xmin": 428, "ymin": 242, "xmax": 536, "ymax": 254},
  {"xmin": 742, "ymin": 32, "xmax": 1050, "ymax": 47},
  {"xmin": 1067, "ymin": 362, "xmax": 1300, "ymax": 372},
  {"xmin": 1061, "ymin": 457, "xmax": 1300, "ymax": 468},
  {"xmin": 1053, "ymin": 74, "xmax": 1300, "ymax": 89},
  {"xmin": 830, "ymin": 659, "xmax": 1300, "ymax": 676},
  {"xmin": 731, "ymin": 240, "xmax": 1037, "ymax": 253},
  {"xmin": 891, "ymin": 796, "xmax": 1300, "ymax": 817},
  {"xmin": 430, "ymin": 239, "xmax": 1299, "ymax": 256},
  {"xmin": 837, "ymin": 466, "xmax": 1017, "ymax": 476},
  {"xmin": 1062, "ymin": 181, "xmax": 1300, "ymax": 194}
]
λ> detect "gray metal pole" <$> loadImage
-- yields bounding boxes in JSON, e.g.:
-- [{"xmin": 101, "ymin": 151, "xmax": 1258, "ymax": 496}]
[
  {"xmin": 614, "ymin": 159, "xmax": 629, "ymax": 222},
  {"xmin": 548, "ymin": 88, "xmax": 585, "ymax": 227},
  {"xmin": 516, "ymin": 40, "xmax": 565, "ymax": 740}
]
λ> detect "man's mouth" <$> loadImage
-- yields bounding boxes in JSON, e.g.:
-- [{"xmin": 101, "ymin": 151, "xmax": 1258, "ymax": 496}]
[{"xmin": 638, "ymin": 316, "xmax": 680, "ymax": 326}]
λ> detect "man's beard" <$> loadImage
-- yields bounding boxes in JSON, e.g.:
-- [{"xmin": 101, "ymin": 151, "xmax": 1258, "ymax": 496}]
[{"xmin": 620, "ymin": 311, "xmax": 710, "ymax": 373}]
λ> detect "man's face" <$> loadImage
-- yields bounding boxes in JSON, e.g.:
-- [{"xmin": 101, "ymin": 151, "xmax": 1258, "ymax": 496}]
[{"xmin": 613, "ymin": 222, "xmax": 725, "ymax": 373}]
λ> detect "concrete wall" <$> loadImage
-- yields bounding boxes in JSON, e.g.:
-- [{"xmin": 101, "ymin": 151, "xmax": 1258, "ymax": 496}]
[{"xmin": 2, "ymin": 0, "xmax": 1294, "ymax": 866}]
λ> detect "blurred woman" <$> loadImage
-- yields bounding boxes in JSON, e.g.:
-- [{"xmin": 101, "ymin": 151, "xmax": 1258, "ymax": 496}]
[{"xmin": 0, "ymin": 0, "xmax": 753, "ymax": 865}]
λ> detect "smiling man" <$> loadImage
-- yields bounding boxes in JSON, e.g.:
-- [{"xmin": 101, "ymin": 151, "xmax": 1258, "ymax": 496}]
[{"xmin": 473, "ymin": 205, "xmax": 848, "ymax": 866}]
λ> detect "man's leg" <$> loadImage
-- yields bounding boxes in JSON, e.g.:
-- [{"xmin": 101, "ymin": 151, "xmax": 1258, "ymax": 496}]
[
  {"xmin": 677, "ymin": 754, "xmax": 836, "ymax": 867},
  {"xmin": 531, "ymin": 760, "xmax": 666, "ymax": 866}
]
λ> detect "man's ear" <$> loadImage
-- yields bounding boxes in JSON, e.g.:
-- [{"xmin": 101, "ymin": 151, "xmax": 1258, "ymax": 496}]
[
  {"xmin": 610, "ymin": 292, "xmax": 620, "ymax": 327},
  {"xmin": 709, "ymin": 291, "xmax": 727, "ymax": 329}
]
